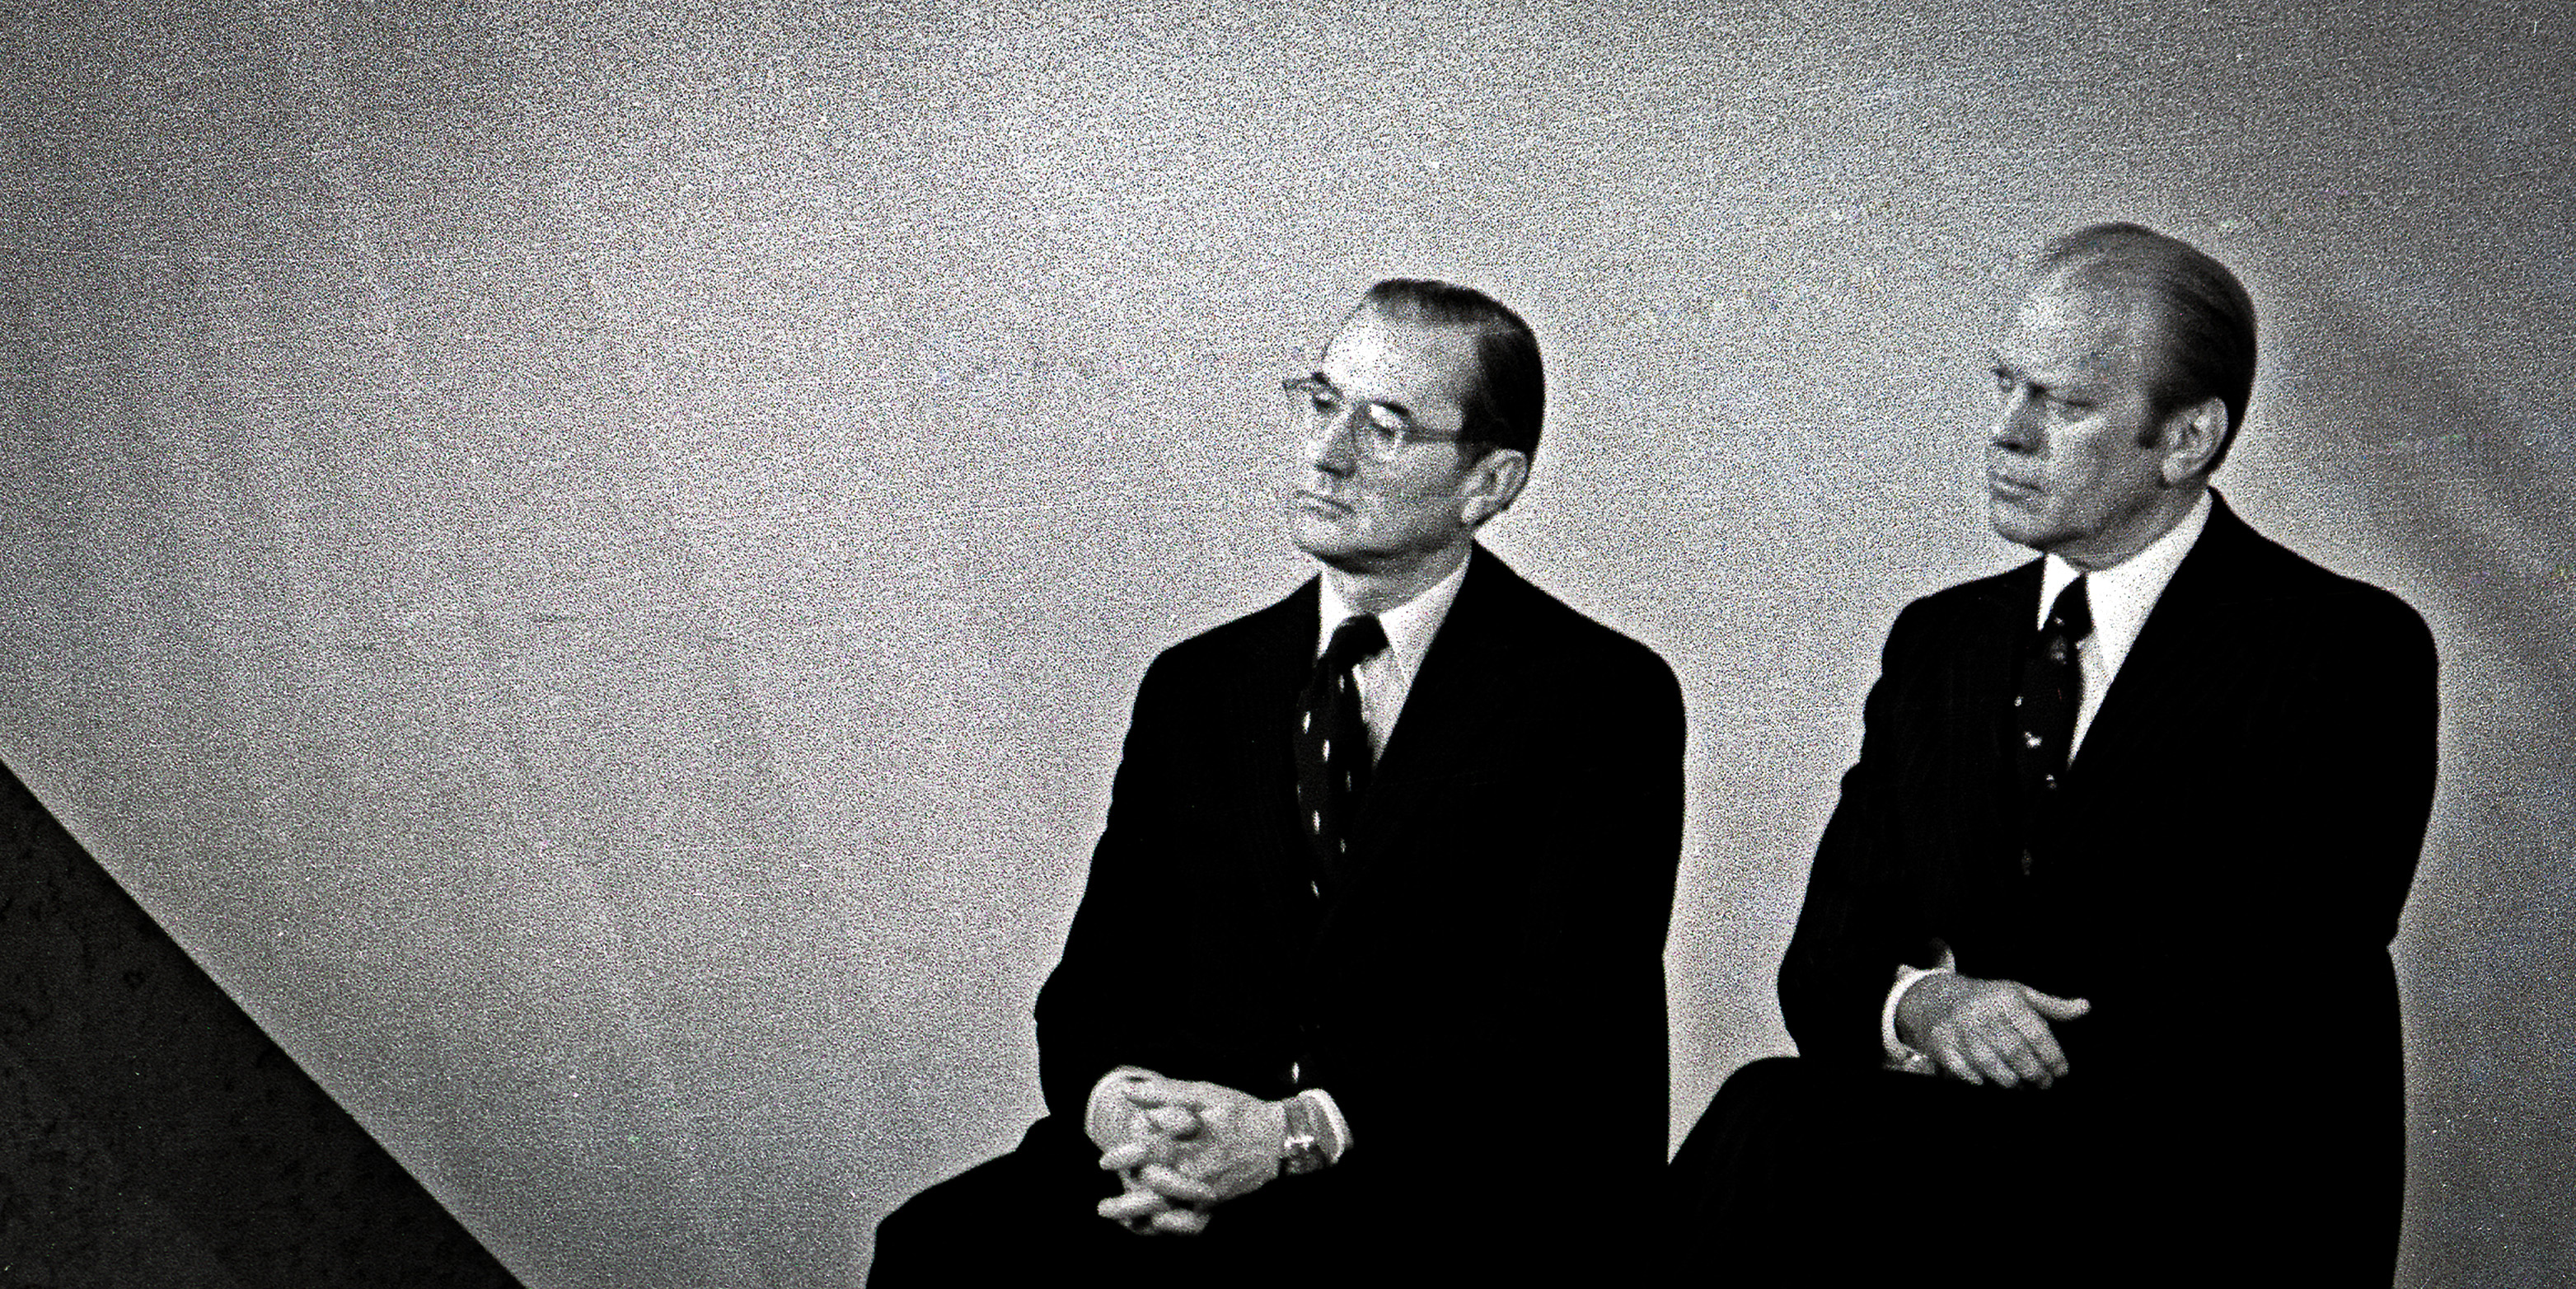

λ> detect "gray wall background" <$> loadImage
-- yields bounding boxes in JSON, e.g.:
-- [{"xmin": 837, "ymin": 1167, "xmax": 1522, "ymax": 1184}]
[{"xmin": 5, "ymin": 0, "xmax": 2571, "ymax": 1282}]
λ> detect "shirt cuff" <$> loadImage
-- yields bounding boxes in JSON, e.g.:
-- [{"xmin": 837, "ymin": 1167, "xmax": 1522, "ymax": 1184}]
[{"xmin": 1880, "ymin": 946, "xmax": 1960, "ymax": 1072}]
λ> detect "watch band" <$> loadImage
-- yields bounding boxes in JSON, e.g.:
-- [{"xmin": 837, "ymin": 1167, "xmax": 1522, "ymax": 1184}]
[{"xmin": 1279, "ymin": 1092, "xmax": 1328, "ymax": 1175}]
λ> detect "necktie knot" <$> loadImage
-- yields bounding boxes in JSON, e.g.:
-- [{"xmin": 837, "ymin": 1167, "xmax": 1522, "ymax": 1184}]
[{"xmin": 1320, "ymin": 614, "xmax": 1388, "ymax": 673}]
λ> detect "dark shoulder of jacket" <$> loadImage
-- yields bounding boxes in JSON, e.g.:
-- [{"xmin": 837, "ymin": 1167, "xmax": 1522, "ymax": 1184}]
[
  {"xmin": 1131, "ymin": 576, "xmax": 1317, "ymax": 687},
  {"xmin": 2214, "ymin": 509, "xmax": 2435, "ymax": 652},
  {"xmin": 1882, "ymin": 558, "xmax": 2037, "ymax": 659},
  {"xmin": 1480, "ymin": 553, "xmax": 1683, "ymax": 697}
]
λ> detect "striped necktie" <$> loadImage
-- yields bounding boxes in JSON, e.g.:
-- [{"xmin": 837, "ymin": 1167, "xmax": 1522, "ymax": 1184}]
[
  {"xmin": 2013, "ymin": 576, "xmax": 2092, "ymax": 875},
  {"xmin": 1297, "ymin": 614, "xmax": 1387, "ymax": 898}
]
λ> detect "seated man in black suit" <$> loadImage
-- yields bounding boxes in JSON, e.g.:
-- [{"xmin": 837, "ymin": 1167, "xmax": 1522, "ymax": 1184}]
[
  {"xmin": 1669, "ymin": 224, "xmax": 2437, "ymax": 1285},
  {"xmin": 873, "ymin": 279, "xmax": 1686, "ymax": 1285}
]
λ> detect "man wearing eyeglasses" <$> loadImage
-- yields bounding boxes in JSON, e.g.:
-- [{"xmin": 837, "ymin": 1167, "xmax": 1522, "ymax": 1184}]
[{"xmin": 871, "ymin": 279, "xmax": 1684, "ymax": 1284}]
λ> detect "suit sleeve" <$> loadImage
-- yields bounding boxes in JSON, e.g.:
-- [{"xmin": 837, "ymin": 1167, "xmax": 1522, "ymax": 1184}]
[
  {"xmin": 1031, "ymin": 652, "xmax": 1192, "ymax": 1122},
  {"xmin": 2152, "ymin": 587, "xmax": 2437, "ymax": 1024},
  {"xmin": 2099, "ymin": 580, "xmax": 2435, "ymax": 1272},
  {"xmin": 1777, "ymin": 602, "xmax": 1945, "ymax": 1066},
  {"xmin": 1517, "ymin": 648, "xmax": 1685, "ymax": 1174}
]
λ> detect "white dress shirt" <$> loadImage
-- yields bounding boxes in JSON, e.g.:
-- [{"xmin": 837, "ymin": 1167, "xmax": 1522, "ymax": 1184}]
[
  {"xmin": 1882, "ymin": 490, "xmax": 2213, "ymax": 1066},
  {"xmin": 2040, "ymin": 490, "xmax": 2213, "ymax": 759},
  {"xmin": 1315, "ymin": 546, "xmax": 1471, "ymax": 762}
]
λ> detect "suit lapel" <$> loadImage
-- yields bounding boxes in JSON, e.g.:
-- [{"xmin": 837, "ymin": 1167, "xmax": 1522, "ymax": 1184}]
[
  {"xmin": 2067, "ymin": 495, "xmax": 2256, "ymax": 780},
  {"xmin": 1971, "ymin": 560, "xmax": 2043, "ymax": 743},
  {"xmin": 1226, "ymin": 579, "xmax": 1326, "ymax": 929},
  {"xmin": 1964, "ymin": 562, "xmax": 2041, "ymax": 880},
  {"xmin": 1340, "ymin": 545, "xmax": 1522, "ymax": 883}
]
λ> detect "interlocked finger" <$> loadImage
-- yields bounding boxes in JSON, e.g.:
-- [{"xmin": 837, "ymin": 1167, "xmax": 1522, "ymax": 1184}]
[
  {"xmin": 1098, "ymin": 1187, "xmax": 1168, "ymax": 1226},
  {"xmin": 1143, "ymin": 1104, "xmax": 1201, "ymax": 1137},
  {"xmin": 1098, "ymin": 1141, "xmax": 1155, "ymax": 1173},
  {"xmin": 1983, "ymin": 1021, "xmax": 2049, "ymax": 1084},
  {"xmin": 1136, "ymin": 1163, "xmax": 1220, "ymax": 1207},
  {"xmin": 1149, "ymin": 1206, "xmax": 1210, "ymax": 1236},
  {"xmin": 1932, "ymin": 1029, "xmax": 1983, "ymax": 1085}
]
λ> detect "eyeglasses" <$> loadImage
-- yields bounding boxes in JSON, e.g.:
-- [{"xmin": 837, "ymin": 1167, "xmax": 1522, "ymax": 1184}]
[{"xmin": 1281, "ymin": 376, "xmax": 1472, "ymax": 463}]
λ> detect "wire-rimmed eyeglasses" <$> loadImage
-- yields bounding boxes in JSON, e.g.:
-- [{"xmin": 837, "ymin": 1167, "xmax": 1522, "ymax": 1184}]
[{"xmin": 1281, "ymin": 375, "xmax": 1473, "ymax": 463}]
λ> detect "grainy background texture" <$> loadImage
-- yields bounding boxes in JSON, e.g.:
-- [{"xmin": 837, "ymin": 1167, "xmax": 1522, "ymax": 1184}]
[{"xmin": 4, "ymin": 0, "xmax": 2571, "ymax": 1282}]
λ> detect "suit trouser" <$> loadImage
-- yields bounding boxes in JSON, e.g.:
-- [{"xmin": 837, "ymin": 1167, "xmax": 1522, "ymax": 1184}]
[
  {"xmin": 1665, "ymin": 1057, "xmax": 2096, "ymax": 1284},
  {"xmin": 871, "ymin": 1116, "xmax": 1300, "ymax": 1287},
  {"xmin": 1665, "ymin": 1056, "xmax": 2390, "ymax": 1287},
  {"xmin": 873, "ymin": 1114, "xmax": 1639, "ymax": 1287}
]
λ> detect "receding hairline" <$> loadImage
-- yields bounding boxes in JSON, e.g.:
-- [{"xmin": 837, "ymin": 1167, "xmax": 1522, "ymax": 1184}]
[
  {"xmin": 1314, "ymin": 300, "xmax": 1487, "ymax": 420},
  {"xmin": 2024, "ymin": 224, "xmax": 2256, "ymax": 373},
  {"xmin": 2026, "ymin": 246, "xmax": 2232, "ymax": 388},
  {"xmin": 1329, "ymin": 294, "xmax": 1516, "ymax": 353},
  {"xmin": 1320, "ymin": 300, "xmax": 1492, "ymax": 369},
  {"xmin": 1325, "ymin": 278, "xmax": 1546, "ymax": 462},
  {"xmin": 2012, "ymin": 267, "xmax": 2169, "ymax": 367}
]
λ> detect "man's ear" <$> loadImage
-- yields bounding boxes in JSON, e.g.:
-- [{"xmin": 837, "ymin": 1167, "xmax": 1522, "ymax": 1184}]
[
  {"xmin": 1459, "ymin": 449, "xmax": 1529, "ymax": 528},
  {"xmin": 2159, "ymin": 397, "xmax": 2227, "ymax": 485}
]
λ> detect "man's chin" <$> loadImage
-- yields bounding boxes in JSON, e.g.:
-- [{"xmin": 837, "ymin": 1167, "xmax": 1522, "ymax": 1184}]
[
  {"xmin": 1290, "ymin": 523, "xmax": 1400, "ymax": 579},
  {"xmin": 1288, "ymin": 511, "xmax": 1356, "ymax": 561},
  {"xmin": 1987, "ymin": 499, "xmax": 2049, "ymax": 551}
]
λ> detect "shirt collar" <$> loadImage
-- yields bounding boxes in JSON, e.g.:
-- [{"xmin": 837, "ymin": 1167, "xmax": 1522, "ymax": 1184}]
[
  {"xmin": 2040, "ymin": 488, "xmax": 2212, "ymax": 640},
  {"xmin": 1316, "ymin": 544, "xmax": 1472, "ymax": 677}
]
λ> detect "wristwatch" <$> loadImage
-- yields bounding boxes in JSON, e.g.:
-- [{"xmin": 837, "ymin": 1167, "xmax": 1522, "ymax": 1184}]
[{"xmin": 1279, "ymin": 1093, "xmax": 1328, "ymax": 1175}]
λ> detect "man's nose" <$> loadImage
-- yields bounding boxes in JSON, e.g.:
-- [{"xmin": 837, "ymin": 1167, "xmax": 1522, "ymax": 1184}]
[
  {"xmin": 1304, "ymin": 411, "xmax": 1359, "ymax": 473},
  {"xmin": 1990, "ymin": 388, "xmax": 2040, "ymax": 452}
]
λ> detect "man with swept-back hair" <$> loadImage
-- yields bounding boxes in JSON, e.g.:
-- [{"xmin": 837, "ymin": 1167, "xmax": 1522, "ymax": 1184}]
[
  {"xmin": 1668, "ymin": 224, "xmax": 2434, "ymax": 1283},
  {"xmin": 2031, "ymin": 222, "xmax": 2259, "ymax": 472},
  {"xmin": 1350, "ymin": 278, "xmax": 1548, "ymax": 463},
  {"xmin": 873, "ymin": 279, "xmax": 1684, "ymax": 1285}
]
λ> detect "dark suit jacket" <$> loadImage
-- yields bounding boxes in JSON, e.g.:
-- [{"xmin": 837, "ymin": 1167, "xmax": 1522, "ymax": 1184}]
[
  {"xmin": 1779, "ymin": 493, "xmax": 2436, "ymax": 1277},
  {"xmin": 1034, "ymin": 545, "xmax": 1684, "ymax": 1273}
]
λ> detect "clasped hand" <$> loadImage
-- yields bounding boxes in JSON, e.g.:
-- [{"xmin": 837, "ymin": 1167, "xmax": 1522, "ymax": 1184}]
[
  {"xmin": 1895, "ymin": 973, "xmax": 2091, "ymax": 1089},
  {"xmin": 1089, "ymin": 1073, "xmax": 1289, "ymax": 1236}
]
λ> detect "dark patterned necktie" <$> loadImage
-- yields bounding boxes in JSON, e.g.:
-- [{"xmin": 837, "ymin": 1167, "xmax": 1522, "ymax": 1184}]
[
  {"xmin": 1297, "ymin": 614, "xmax": 1387, "ymax": 898},
  {"xmin": 2013, "ymin": 576, "xmax": 2093, "ymax": 875}
]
